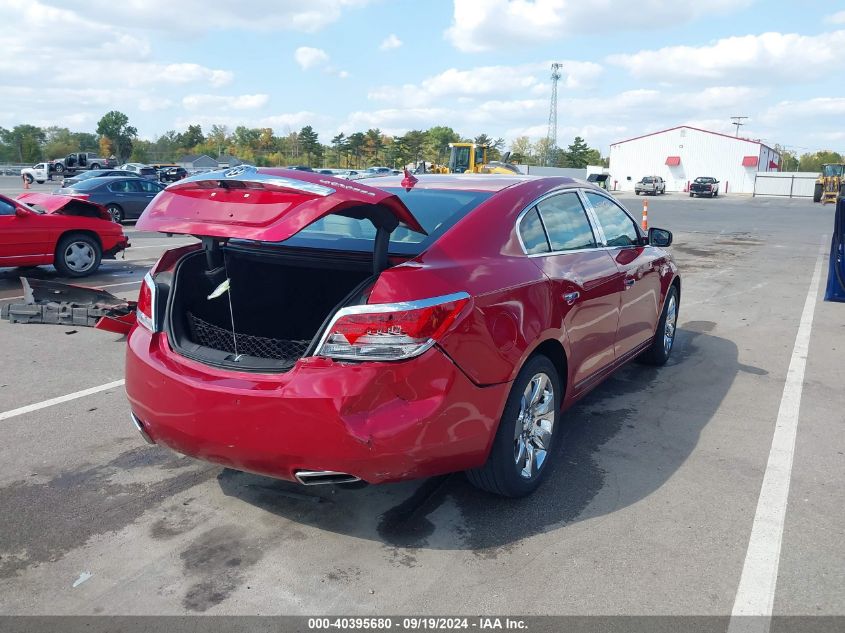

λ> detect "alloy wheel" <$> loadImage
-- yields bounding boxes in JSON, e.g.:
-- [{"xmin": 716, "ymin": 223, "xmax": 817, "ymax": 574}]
[
  {"xmin": 664, "ymin": 294, "xmax": 677, "ymax": 355},
  {"xmin": 514, "ymin": 372, "xmax": 555, "ymax": 479},
  {"xmin": 64, "ymin": 241, "xmax": 96, "ymax": 273}
]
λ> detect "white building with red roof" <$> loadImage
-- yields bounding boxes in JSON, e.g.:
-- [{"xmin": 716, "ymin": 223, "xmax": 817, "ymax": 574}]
[{"xmin": 608, "ymin": 125, "xmax": 781, "ymax": 194}]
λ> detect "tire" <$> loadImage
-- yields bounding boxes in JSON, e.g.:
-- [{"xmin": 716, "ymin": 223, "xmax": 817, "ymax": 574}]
[
  {"xmin": 54, "ymin": 163, "xmax": 64, "ymax": 174},
  {"xmin": 635, "ymin": 191, "xmax": 640, "ymax": 195},
  {"xmin": 689, "ymin": 192, "xmax": 694, "ymax": 197},
  {"xmin": 36, "ymin": 180, "xmax": 44, "ymax": 184},
  {"xmin": 89, "ymin": 163, "xmax": 100, "ymax": 170},
  {"xmin": 54, "ymin": 233, "xmax": 101, "ymax": 277},
  {"xmin": 813, "ymin": 183, "xmax": 823, "ymax": 203},
  {"xmin": 106, "ymin": 204, "xmax": 124, "ymax": 223},
  {"xmin": 639, "ymin": 285, "xmax": 679, "ymax": 366},
  {"xmin": 466, "ymin": 354, "xmax": 561, "ymax": 497}
]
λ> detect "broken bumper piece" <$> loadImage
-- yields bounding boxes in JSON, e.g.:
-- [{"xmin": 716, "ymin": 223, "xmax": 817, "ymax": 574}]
[{"xmin": 1, "ymin": 277, "xmax": 137, "ymax": 330}]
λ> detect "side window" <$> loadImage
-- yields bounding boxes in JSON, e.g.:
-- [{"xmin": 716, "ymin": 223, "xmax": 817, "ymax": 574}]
[
  {"xmin": 584, "ymin": 192, "xmax": 639, "ymax": 247},
  {"xmin": 518, "ymin": 207, "xmax": 550, "ymax": 254},
  {"xmin": 108, "ymin": 181, "xmax": 128, "ymax": 193},
  {"xmin": 140, "ymin": 180, "xmax": 161, "ymax": 193},
  {"xmin": 536, "ymin": 192, "xmax": 597, "ymax": 252},
  {"xmin": 0, "ymin": 199, "xmax": 16, "ymax": 216}
]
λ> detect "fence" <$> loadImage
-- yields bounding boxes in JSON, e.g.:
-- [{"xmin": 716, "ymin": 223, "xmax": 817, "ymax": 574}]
[{"xmin": 752, "ymin": 172, "xmax": 818, "ymax": 198}]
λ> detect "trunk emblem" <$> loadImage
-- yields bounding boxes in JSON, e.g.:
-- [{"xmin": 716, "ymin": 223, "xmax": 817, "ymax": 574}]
[{"xmin": 224, "ymin": 166, "xmax": 250, "ymax": 177}]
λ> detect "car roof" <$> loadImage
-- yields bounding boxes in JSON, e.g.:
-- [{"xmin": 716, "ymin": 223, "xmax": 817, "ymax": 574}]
[{"xmin": 362, "ymin": 173, "xmax": 560, "ymax": 193}]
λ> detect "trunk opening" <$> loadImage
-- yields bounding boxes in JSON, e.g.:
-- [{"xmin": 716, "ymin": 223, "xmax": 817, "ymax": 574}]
[{"xmin": 166, "ymin": 245, "xmax": 376, "ymax": 372}]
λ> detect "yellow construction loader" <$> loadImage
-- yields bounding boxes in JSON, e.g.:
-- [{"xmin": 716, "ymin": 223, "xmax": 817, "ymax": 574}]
[
  {"xmin": 426, "ymin": 143, "xmax": 521, "ymax": 175},
  {"xmin": 813, "ymin": 163, "xmax": 845, "ymax": 204}
]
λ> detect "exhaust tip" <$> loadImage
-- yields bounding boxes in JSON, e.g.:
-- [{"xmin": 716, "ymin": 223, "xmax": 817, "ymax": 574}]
[
  {"xmin": 130, "ymin": 412, "xmax": 156, "ymax": 445},
  {"xmin": 294, "ymin": 470, "xmax": 361, "ymax": 486}
]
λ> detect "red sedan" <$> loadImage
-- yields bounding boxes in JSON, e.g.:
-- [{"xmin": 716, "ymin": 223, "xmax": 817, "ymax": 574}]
[
  {"xmin": 125, "ymin": 168, "xmax": 680, "ymax": 497},
  {"xmin": 0, "ymin": 193, "xmax": 129, "ymax": 277}
]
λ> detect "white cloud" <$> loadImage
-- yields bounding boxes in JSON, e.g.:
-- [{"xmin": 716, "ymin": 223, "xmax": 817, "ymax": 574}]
[
  {"xmin": 609, "ymin": 31, "xmax": 845, "ymax": 83},
  {"xmin": 445, "ymin": 0, "xmax": 751, "ymax": 52},
  {"xmin": 295, "ymin": 47, "xmax": 331, "ymax": 70},
  {"xmin": 182, "ymin": 94, "xmax": 270, "ymax": 111},
  {"xmin": 369, "ymin": 61, "xmax": 602, "ymax": 107},
  {"xmin": 172, "ymin": 112, "xmax": 330, "ymax": 135},
  {"xmin": 379, "ymin": 34, "xmax": 403, "ymax": 51},
  {"xmin": 825, "ymin": 11, "xmax": 845, "ymax": 24},
  {"xmin": 47, "ymin": 0, "xmax": 376, "ymax": 34},
  {"xmin": 139, "ymin": 97, "xmax": 174, "ymax": 112}
]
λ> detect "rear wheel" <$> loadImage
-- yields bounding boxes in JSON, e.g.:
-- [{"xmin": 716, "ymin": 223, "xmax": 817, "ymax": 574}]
[
  {"xmin": 639, "ymin": 285, "xmax": 679, "ymax": 366},
  {"xmin": 90, "ymin": 163, "xmax": 100, "ymax": 170},
  {"xmin": 106, "ymin": 204, "xmax": 124, "ymax": 223},
  {"xmin": 466, "ymin": 354, "xmax": 560, "ymax": 497},
  {"xmin": 54, "ymin": 233, "xmax": 101, "ymax": 277},
  {"xmin": 53, "ymin": 163, "xmax": 64, "ymax": 174},
  {"xmin": 813, "ymin": 183, "xmax": 823, "ymax": 203}
]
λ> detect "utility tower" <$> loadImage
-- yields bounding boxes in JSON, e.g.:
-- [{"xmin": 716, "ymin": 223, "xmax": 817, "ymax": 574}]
[{"xmin": 545, "ymin": 63, "xmax": 563, "ymax": 166}]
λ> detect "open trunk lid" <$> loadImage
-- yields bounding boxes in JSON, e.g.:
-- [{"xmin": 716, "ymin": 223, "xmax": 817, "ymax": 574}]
[{"xmin": 136, "ymin": 166, "xmax": 426, "ymax": 241}]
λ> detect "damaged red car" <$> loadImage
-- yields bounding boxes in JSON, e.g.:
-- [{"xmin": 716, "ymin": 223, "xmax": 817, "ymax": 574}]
[
  {"xmin": 125, "ymin": 167, "xmax": 680, "ymax": 497},
  {"xmin": 0, "ymin": 193, "xmax": 129, "ymax": 277}
]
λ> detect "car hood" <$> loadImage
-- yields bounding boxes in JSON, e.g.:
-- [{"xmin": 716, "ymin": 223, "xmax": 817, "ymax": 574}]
[
  {"xmin": 16, "ymin": 192, "xmax": 111, "ymax": 220},
  {"xmin": 135, "ymin": 166, "xmax": 426, "ymax": 241}
]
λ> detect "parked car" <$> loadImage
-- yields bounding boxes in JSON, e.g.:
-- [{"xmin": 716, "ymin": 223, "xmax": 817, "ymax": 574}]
[
  {"xmin": 635, "ymin": 176, "xmax": 666, "ymax": 195},
  {"xmin": 286, "ymin": 165, "xmax": 314, "ymax": 172},
  {"xmin": 50, "ymin": 152, "xmax": 117, "ymax": 175},
  {"xmin": 158, "ymin": 166, "xmax": 188, "ymax": 183},
  {"xmin": 61, "ymin": 169, "xmax": 141, "ymax": 188},
  {"xmin": 118, "ymin": 163, "xmax": 159, "ymax": 179},
  {"xmin": 0, "ymin": 192, "xmax": 129, "ymax": 277},
  {"xmin": 57, "ymin": 177, "xmax": 165, "ymax": 223},
  {"xmin": 123, "ymin": 168, "xmax": 680, "ymax": 497},
  {"xmin": 690, "ymin": 177, "xmax": 720, "ymax": 198}
]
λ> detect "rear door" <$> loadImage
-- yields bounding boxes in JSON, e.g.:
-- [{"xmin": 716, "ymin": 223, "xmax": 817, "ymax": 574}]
[
  {"xmin": 825, "ymin": 196, "xmax": 845, "ymax": 302},
  {"xmin": 135, "ymin": 166, "xmax": 425, "ymax": 241},
  {"xmin": 521, "ymin": 190, "xmax": 622, "ymax": 387},
  {"xmin": 583, "ymin": 191, "xmax": 662, "ymax": 359}
]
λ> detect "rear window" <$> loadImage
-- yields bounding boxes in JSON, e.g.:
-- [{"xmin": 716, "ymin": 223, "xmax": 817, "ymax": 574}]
[{"xmin": 277, "ymin": 187, "xmax": 493, "ymax": 255}]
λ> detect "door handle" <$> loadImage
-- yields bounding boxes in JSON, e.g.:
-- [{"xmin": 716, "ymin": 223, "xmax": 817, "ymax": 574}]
[
  {"xmin": 563, "ymin": 291, "xmax": 580, "ymax": 305},
  {"xmin": 624, "ymin": 278, "xmax": 636, "ymax": 289}
]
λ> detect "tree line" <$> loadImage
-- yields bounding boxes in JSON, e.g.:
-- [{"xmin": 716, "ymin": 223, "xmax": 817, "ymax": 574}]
[{"xmin": 0, "ymin": 110, "xmax": 609, "ymax": 169}]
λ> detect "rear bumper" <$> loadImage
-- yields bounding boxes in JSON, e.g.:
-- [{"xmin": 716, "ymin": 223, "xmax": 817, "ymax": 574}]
[
  {"xmin": 103, "ymin": 237, "xmax": 130, "ymax": 259},
  {"xmin": 125, "ymin": 327, "xmax": 510, "ymax": 484}
]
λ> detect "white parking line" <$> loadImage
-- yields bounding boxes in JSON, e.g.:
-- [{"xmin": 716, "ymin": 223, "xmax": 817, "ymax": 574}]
[
  {"xmin": 0, "ymin": 379, "xmax": 126, "ymax": 422},
  {"xmin": 728, "ymin": 238, "xmax": 826, "ymax": 633}
]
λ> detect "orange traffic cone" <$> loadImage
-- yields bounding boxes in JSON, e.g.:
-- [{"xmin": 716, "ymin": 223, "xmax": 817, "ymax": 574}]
[{"xmin": 641, "ymin": 198, "xmax": 648, "ymax": 231}]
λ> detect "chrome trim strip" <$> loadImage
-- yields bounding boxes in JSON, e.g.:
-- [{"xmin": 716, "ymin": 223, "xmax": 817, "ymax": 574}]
[
  {"xmin": 295, "ymin": 470, "xmax": 361, "ymax": 485},
  {"xmin": 130, "ymin": 412, "xmax": 155, "ymax": 445},
  {"xmin": 312, "ymin": 291, "xmax": 471, "ymax": 361},
  {"xmin": 168, "ymin": 165, "xmax": 336, "ymax": 197}
]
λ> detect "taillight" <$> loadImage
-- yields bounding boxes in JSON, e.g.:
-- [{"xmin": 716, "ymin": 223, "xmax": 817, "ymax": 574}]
[
  {"xmin": 68, "ymin": 193, "xmax": 90, "ymax": 199},
  {"xmin": 136, "ymin": 274, "xmax": 157, "ymax": 332},
  {"xmin": 316, "ymin": 292, "xmax": 470, "ymax": 361}
]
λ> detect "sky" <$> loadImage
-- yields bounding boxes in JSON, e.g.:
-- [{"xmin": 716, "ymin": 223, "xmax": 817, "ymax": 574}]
[{"xmin": 1, "ymin": 0, "xmax": 843, "ymax": 156}]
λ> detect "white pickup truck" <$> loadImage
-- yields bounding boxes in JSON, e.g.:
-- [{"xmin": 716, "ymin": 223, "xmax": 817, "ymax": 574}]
[{"xmin": 19, "ymin": 163, "xmax": 53, "ymax": 184}]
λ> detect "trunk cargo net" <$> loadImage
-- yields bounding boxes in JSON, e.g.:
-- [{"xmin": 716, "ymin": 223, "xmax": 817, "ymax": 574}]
[{"xmin": 187, "ymin": 313, "xmax": 310, "ymax": 363}]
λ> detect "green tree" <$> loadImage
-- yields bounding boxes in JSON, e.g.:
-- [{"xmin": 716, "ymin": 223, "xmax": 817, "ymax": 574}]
[
  {"xmin": 96, "ymin": 111, "xmax": 137, "ymax": 162},
  {"xmin": 298, "ymin": 126, "xmax": 321, "ymax": 166},
  {"xmin": 178, "ymin": 124, "xmax": 205, "ymax": 150},
  {"xmin": 233, "ymin": 126, "xmax": 261, "ymax": 152},
  {"xmin": 208, "ymin": 125, "xmax": 230, "ymax": 157},
  {"xmin": 560, "ymin": 136, "xmax": 592, "ymax": 168},
  {"xmin": 509, "ymin": 136, "xmax": 532, "ymax": 163},
  {"xmin": 364, "ymin": 128, "xmax": 385, "ymax": 164},
  {"xmin": 331, "ymin": 133, "xmax": 347, "ymax": 167},
  {"xmin": 130, "ymin": 139, "xmax": 152, "ymax": 163},
  {"xmin": 798, "ymin": 150, "xmax": 843, "ymax": 173},
  {"xmin": 73, "ymin": 132, "xmax": 99, "ymax": 152},
  {"xmin": 43, "ymin": 126, "xmax": 77, "ymax": 159},
  {"xmin": 424, "ymin": 126, "xmax": 460, "ymax": 164},
  {"xmin": 346, "ymin": 132, "xmax": 365, "ymax": 168},
  {"xmin": 401, "ymin": 130, "xmax": 426, "ymax": 166},
  {"xmin": 1, "ymin": 124, "xmax": 46, "ymax": 163}
]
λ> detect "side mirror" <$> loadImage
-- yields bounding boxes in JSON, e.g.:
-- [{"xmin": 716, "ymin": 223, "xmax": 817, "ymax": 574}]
[
  {"xmin": 648, "ymin": 227, "xmax": 672, "ymax": 247},
  {"xmin": 15, "ymin": 207, "xmax": 30, "ymax": 218}
]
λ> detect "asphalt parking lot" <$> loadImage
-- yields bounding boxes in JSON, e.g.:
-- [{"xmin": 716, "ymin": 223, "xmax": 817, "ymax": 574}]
[{"xmin": 0, "ymin": 179, "xmax": 842, "ymax": 619}]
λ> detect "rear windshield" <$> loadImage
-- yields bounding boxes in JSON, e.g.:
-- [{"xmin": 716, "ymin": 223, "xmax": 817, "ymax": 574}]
[{"xmin": 276, "ymin": 187, "xmax": 493, "ymax": 255}]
